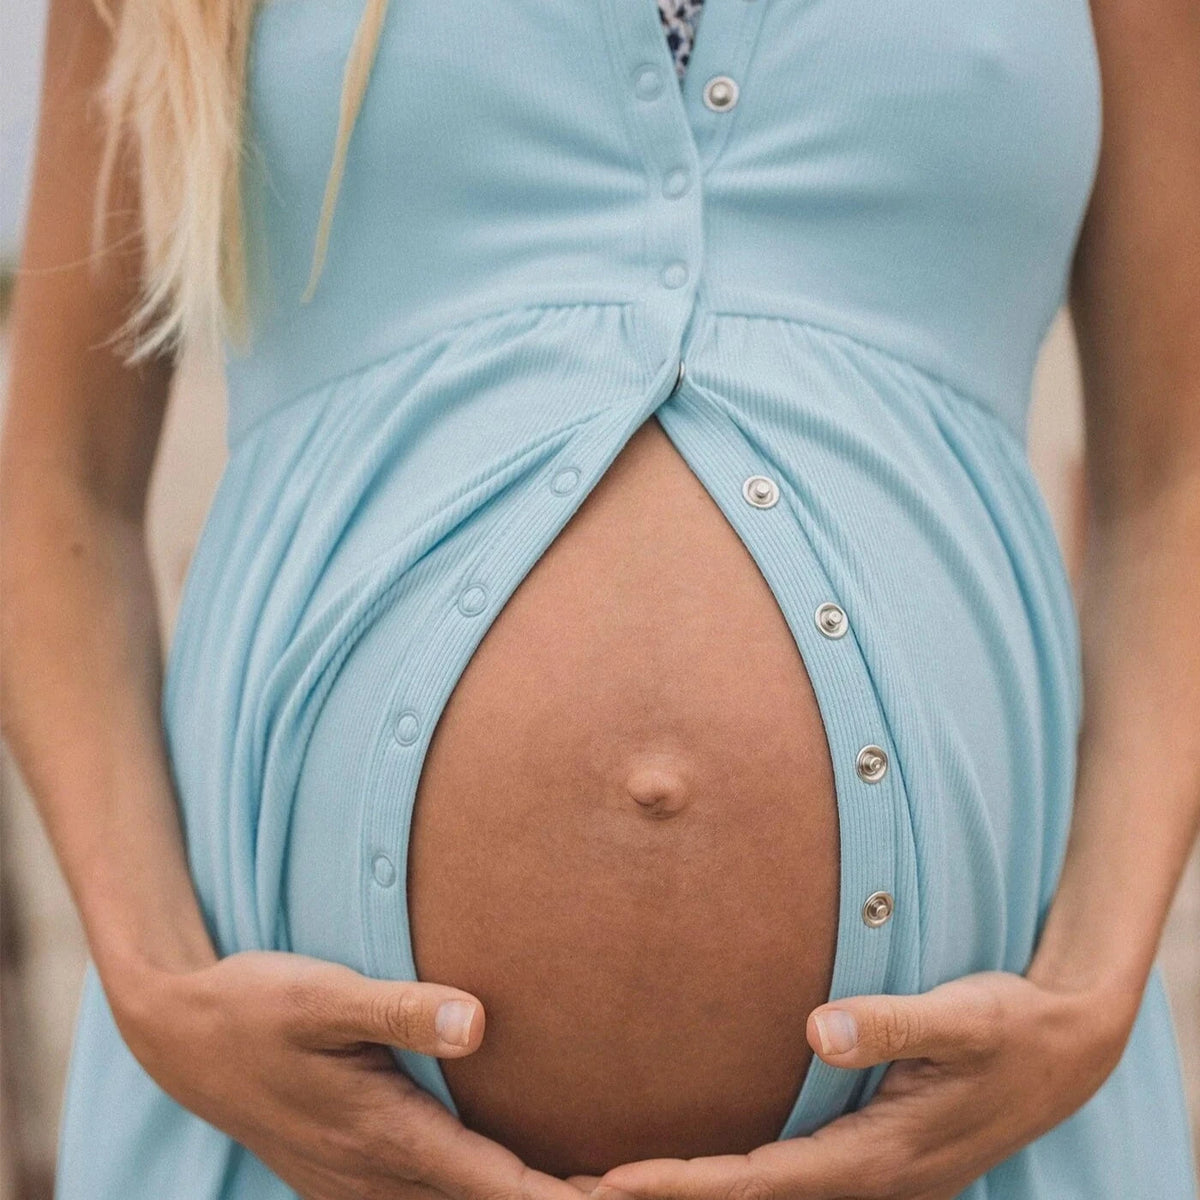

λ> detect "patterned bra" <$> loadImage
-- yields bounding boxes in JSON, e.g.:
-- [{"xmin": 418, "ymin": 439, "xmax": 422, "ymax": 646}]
[{"xmin": 657, "ymin": 0, "xmax": 706, "ymax": 80}]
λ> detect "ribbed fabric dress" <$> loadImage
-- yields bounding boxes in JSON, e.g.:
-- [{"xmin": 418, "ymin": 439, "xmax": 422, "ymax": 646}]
[{"xmin": 55, "ymin": 0, "xmax": 1199, "ymax": 1197}]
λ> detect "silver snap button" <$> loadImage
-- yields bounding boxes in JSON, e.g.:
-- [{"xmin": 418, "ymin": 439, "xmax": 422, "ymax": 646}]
[
  {"xmin": 662, "ymin": 167, "xmax": 691, "ymax": 198},
  {"xmin": 634, "ymin": 65, "xmax": 663, "ymax": 100},
  {"xmin": 814, "ymin": 602, "xmax": 848, "ymax": 639},
  {"xmin": 855, "ymin": 744, "xmax": 888, "ymax": 783},
  {"xmin": 393, "ymin": 709, "xmax": 421, "ymax": 746},
  {"xmin": 672, "ymin": 358, "xmax": 686, "ymax": 393},
  {"xmin": 862, "ymin": 891, "xmax": 894, "ymax": 926},
  {"xmin": 371, "ymin": 852, "xmax": 397, "ymax": 888},
  {"xmin": 742, "ymin": 474, "xmax": 779, "ymax": 508},
  {"xmin": 702, "ymin": 75, "xmax": 739, "ymax": 111},
  {"xmin": 458, "ymin": 584, "xmax": 488, "ymax": 616},
  {"xmin": 660, "ymin": 260, "xmax": 689, "ymax": 289},
  {"xmin": 550, "ymin": 467, "xmax": 580, "ymax": 495}
]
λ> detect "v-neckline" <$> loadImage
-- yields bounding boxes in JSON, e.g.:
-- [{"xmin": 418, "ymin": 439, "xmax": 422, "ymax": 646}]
[{"xmin": 603, "ymin": 0, "xmax": 763, "ymax": 174}]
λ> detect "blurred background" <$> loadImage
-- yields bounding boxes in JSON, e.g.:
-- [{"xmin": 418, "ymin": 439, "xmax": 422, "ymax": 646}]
[{"xmin": 1, "ymin": 3, "xmax": 1198, "ymax": 1197}]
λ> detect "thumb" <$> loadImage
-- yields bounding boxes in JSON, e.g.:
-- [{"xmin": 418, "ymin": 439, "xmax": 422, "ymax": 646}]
[
  {"xmin": 300, "ymin": 962, "xmax": 486, "ymax": 1057},
  {"xmin": 807, "ymin": 980, "xmax": 993, "ymax": 1069}
]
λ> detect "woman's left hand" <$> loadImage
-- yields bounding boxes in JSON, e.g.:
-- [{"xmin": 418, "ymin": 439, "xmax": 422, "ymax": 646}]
[{"xmin": 566, "ymin": 968, "xmax": 1142, "ymax": 1200}]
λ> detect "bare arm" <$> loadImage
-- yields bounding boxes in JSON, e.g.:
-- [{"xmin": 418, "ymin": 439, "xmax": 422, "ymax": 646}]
[
  {"xmin": 1027, "ymin": 0, "xmax": 1200, "ymax": 1004},
  {"xmin": 0, "ymin": 0, "xmax": 213, "ymax": 997},
  {"xmin": 0, "ymin": 5, "xmax": 584, "ymax": 1197}
]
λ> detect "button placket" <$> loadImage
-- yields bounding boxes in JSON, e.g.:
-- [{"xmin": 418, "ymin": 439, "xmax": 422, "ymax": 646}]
[
  {"xmin": 857, "ymin": 736, "xmax": 895, "ymax": 928},
  {"xmin": 854, "ymin": 736, "xmax": 892, "ymax": 927},
  {"xmin": 624, "ymin": 48, "xmax": 700, "ymax": 318},
  {"xmin": 730, "ymin": 440, "xmax": 900, "ymax": 956},
  {"xmin": 672, "ymin": 0, "xmax": 765, "ymax": 170},
  {"xmin": 808, "ymin": 598, "xmax": 894, "ymax": 924},
  {"xmin": 592, "ymin": 0, "xmax": 773, "ymax": 360},
  {"xmin": 812, "ymin": 618, "xmax": 895, "ymax": 920}
]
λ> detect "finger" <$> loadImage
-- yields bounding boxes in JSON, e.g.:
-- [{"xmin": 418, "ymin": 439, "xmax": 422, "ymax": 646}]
[
  {"xmin": 379, "ymin": 1184, "xmax": 451, "ymax": 1200},
  {"xmin": 566, "ymin": 1176, "xmax": 604, "ymax": 1190},
  {"xmin": 588, "ymin": 1124, "xmax": 889, "ymax": 1200},
  {"xmin": 366, "ymin": 1069, "xmax": 591, "ymax": 1200},
  {"xmin": 389, "ymin": 1185, "xmax": 450, "ymax": 1200},
  {"xmin": 806, "ymin": 978, "xmax": 1000, "ymax": 1069},
  {"xmin": 298, "ymin": 1176, "xmax": 450, "ymax": 1200},
  {"xmin": 291, "ymin": 962, "xmax": 486, "ymax": 1057}
]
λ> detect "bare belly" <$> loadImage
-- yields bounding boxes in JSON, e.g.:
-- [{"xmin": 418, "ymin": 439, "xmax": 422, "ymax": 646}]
[{"xmin": 407, "ymin": 415, "xmax": 840, "ymax": 1176}]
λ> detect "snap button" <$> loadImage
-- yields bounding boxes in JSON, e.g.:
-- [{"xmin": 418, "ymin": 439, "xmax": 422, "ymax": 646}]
[
  {"xmin": 862, "ymin": 891, "xmax": 894, "ymax": 926},
  {"xmin": 634, "ymin": 65, "xmax": 664, "ymax": 100},
  {"xmin": 392, "ymin": 709, "xmax": 421, "ymax": 746},
  {"xmin": 550, "ymin": 467, "xmax": 581, "ymax": 495},
  {"xmin": 660, "ymin": 260, "xmax": 689, "ymax": 289},
  {"xmin": 371, "ymin": 852, "xmax": 397, "ymax": 888},
  {"xmin": 742, "ymin": 474, "xmax": 779, "ymax": 508},
  {"xmin": 702, "ymin": 75, "xmax": 739, "ymax": 111},
  {"xmin": 814, "ymin": 601, "xmax": 848, "ymax": 639},
  {"xmin": 662, "ymin": 167, "xmax": 691, "ymax": 198},
  {"xmin": 671, "ymin": 358, "xmax": 686, "ymax": 393},
  {"xmin": 457, "ymin": 584, "xmax": 488, "ymax": 616},
  {"xmin": 855, "ymin": 744, "xmax": 888, "ymax": 783}
]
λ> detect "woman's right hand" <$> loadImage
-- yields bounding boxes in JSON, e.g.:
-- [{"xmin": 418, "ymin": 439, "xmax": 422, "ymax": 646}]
[{"xmin": 110, "ymin": 950, "xmax": 586, "ymax": 1200}]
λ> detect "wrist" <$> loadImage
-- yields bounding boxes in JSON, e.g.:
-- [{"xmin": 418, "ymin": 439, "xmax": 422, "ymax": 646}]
[
  {"xmin": 100, "ymin": 941, "xmax": 221, "ymax": 1071},
  {"xmin": 91, "ymin": 913, "xmax": 218, "ymax": 1031},
  {"xmin": 1025, "ymin": 917, "xmax": 1149, "ymax": 1037}
]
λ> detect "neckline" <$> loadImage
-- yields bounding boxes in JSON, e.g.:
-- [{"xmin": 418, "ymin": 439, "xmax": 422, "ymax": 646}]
[{"xmin": 602, "ymin": 0, "xmax": 767, "ymax": 174}]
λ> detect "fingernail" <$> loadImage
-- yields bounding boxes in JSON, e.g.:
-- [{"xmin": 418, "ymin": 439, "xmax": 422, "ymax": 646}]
[
  {"xmin": 435, "ymin": 999, "xmax": 475, "ymax": 1047},
  {"xmin": 814, "ymin": 1009, "xmax": 858, "ymax": 1055}
]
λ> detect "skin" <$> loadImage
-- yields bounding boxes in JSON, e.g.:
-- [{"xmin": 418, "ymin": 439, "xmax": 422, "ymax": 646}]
[
  {"xmin": 405, "ymin": 414, "xmax": 839, "ymax": 1174},
  {"xmin": 566, "ymin": 0, "xmax": 1200, "ymax": 1197},
  {"xmin": 0, "ymin": 5, "xmax": 1196, "ymax": 1200}
]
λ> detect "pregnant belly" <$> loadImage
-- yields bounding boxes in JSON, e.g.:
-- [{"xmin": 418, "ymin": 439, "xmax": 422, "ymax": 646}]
[{"xmin": 408, "ymin": 415, "xmax": 840, "ymax": 1176}]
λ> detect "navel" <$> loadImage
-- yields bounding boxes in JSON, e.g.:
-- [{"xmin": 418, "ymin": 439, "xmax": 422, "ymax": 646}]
[{"xmin": 623, "ymin": 759, "xmax": 691, "ymax": 818}]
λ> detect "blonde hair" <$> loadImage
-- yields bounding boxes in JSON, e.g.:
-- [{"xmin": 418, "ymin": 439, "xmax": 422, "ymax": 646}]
[{"xmin": 89, "ymin": 0, "xmax": 391, "ymax": 364}]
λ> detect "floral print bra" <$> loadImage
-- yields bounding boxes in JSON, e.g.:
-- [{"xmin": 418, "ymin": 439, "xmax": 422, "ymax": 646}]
[{"xmin": 657, "ymin": 0, "xmax": 706, "ymax": 80}]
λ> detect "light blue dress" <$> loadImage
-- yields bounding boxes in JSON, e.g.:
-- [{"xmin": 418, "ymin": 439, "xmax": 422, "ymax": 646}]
[{"xmin": 56, "ymin": 0, "xmax": 1199, "ymax": 1196}]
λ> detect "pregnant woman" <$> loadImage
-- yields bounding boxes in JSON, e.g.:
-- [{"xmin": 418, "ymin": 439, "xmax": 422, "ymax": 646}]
[{"xmin": 2, "ymin": 0, "xmax": 1199, "ymax": 1195}]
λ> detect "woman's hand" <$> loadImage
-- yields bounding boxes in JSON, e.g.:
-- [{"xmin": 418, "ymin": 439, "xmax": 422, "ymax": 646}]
[
  {"xmin": 111, "ymin": 950, "xmax": 587, "ymax": 1200},
  {"xmin": 567, "ymin": 968, "xmax": 1142, "ymax": 1200}
]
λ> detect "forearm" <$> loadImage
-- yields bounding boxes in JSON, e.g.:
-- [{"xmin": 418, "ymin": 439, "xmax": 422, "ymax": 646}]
[
  {"xmin": 0, "ymin": 470, "xmax": 216, "ymax": 1010},
  {"xmin": 1029, "ymin": 466, "xmax": 1200, "ymax": 1002}
]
